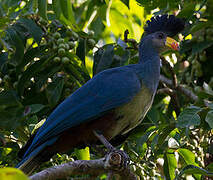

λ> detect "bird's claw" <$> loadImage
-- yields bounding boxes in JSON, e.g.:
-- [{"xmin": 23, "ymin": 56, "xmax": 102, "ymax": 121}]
[{"xmin": 105, "ymin": 149, "xmax": 130, "ymax": 171}]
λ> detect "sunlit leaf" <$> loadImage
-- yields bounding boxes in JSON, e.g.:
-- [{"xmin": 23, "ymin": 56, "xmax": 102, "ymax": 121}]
[
  {"xmin": 75, "ymin": 147, "xmax": 90, "ymax": 160},
  {"xmin": 0, "ymin": 167, "xmax": 29, "ymax": 180},
  {"xmin": 163, "ymin": 149, "xmax": 177, "ymax": 180}
]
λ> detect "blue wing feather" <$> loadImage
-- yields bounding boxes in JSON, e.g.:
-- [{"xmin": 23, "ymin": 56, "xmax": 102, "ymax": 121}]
[{"xmin": 22, "ymin": 65, "xmax": 142, "ymax": 159}]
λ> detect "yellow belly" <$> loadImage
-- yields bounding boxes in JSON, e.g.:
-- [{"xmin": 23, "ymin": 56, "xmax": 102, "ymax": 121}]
[{"xmin": 110, "ymin": 86, "xmax": 154, "ymax": 138}]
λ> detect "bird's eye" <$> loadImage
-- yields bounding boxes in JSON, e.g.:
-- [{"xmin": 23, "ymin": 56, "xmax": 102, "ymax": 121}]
[{"xmin": 157, "ymin": 33, "xmax": 164, "ymax": 39}]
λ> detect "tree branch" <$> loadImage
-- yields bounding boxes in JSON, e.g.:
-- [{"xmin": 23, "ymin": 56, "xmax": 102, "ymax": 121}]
[
  {"xmin": 159, "ymin": 75, "xmax": 199, "ymax": 102},
  {"xmin": 29, "ymin": 152, "xmax": 137, "ymax": 180}
]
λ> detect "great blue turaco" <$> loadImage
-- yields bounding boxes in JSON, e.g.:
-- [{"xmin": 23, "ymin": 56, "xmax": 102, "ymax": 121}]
[{"xmin": 16, "ymin": 14, "xmax": 185, "ymax": 174}]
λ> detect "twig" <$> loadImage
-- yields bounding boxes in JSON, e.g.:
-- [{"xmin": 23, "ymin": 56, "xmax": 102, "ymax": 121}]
[
  {"xmin": 159, "ymin": 75, "xmax": 211, "ymax": 107},
  {"xmin": 160, "ymin": 56, "xmax": 178, "ymax": 88},
  {"xmin": 159, "ymin": 57, "xmax": 181, "ymax": 115},
  {"xmin": 124, "ymin": 30, "xmax": 138, "ymax": 50},
  {"xmin": 159, "ymin": 75, "xmax": 199, "ymax": 102}
]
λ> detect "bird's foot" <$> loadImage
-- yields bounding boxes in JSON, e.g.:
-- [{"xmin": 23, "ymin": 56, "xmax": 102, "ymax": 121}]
[
  {"xmin": 93, "ymin": 130, "xmax": 130, "ymax": 171},
  {"xmin": 105, "ymin": 149, "xmax": 130, "ymax": 171}
]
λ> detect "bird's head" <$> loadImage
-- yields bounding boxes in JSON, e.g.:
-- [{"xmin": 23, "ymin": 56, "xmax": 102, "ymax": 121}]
[
  {"xmin": 140, "ymin": 14, "xmax": 185, "ymax": 53},
  {"xmin": 141, "ymin": 31, "xmax": 179, "ymax": 53}
]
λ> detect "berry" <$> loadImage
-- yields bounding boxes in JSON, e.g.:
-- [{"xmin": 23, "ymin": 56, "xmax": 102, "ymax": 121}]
[
  {"xmin": 53, "ymin": 32, "xmax": 61, "ymax": 39},
  {"xmin": 64, "ymin": 43, "xmax": 70, "ymax": 50},
  {"xmin": 53, "ymin": 57, "xmax": 61, "ymax": 62},
  {"xmin": 62, "ymin": 57, "xmax": 70, "ymax": 64},
  {"xmin": 58, "ymin": 48, "xmax": 66, "ymax": 56},
  {"xmin": 88, "ymin": 31, "xmax": 94, "ymax": 36},
  {"xmin": 57, "ymin": 38, "xmax": 64, "ymax": 44},
  {"xmin": 87, "ymin": 39, "xmax": 96, "ymax": 49},
  {"xmin": 3, "ymin": 75, "xmax": 10, "ymax": 82},
  {"xmin": 68, "ymin": 41, "xmax": 75, "ymax": 49},
  {"xmin": 58, "ymin": 43, "xmax": 66, "ymax": 49}
]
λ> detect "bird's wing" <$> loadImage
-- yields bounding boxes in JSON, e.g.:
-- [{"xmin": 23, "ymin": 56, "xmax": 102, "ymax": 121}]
[{"xmin": 24, "ymin": 66, "xmax": 142, "ymax": 157}]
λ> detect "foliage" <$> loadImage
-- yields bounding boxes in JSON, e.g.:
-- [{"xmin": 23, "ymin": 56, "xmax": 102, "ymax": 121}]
[
  {"xmin": 0, "ymin": 0, "xmax": 212, "ymax": 179},
  {"xmin": 0, "ymin": 167, "xmax": 29, "ymax": 180}
]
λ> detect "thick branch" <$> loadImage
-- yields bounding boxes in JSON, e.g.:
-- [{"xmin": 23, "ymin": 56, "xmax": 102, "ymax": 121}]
[{"xmin": 30, "ymin": 152, "xmax": 137, "ymax": 180}]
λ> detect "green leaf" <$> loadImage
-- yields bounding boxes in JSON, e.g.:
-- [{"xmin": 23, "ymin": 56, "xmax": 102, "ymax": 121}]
[
  {"xmin": 93, "ymin": 48, "xmax": 104, "ymax": 75},
  {"xmin": 121, "ymin": 0, "xmax": 130, "ymax": 9},
  {"xmin": 95, "ymin": 45, "xmax": 114, "ymax": 74},
  {"xmin": 177, "ymin": 149, "xmax": 201, "ymax": 180},
  {"xmin": 0, "ymin": 107, "xmax": 24, "ymax": 131},
  {"xmin": 163, "ymin": 149, "xmax": 177, "ymax": 180},
  {"xmin": 6, "ymin": 27, "xmax": 24, "ymax": 64},
  {"xmin": 177, "ymin": 148, "xmax": 198, "ymax": 165},
  {"xmin": 24, "ymin": 104, "xmax": 45, "ymax": 116},
  {"xmin": 75, "ymin": 147, "xmax": 90, "ymax": 160},
  {"xmin": 178, "ymin": 3, "xmax": 195, "ymax": 17},
  {"xmin": 0, "ymin": 167, "xmax": 29, "ymax": 180},
  {"xmin": 16, "ymin": 45, "xmax": 47, "ymax": 73},
  {"xmin": 0, "ymin": 90, "xmax": 21, "ymax": 108},
  {"xmin": 190, "ymin": 21, "xmax": 212, "ymax": 33},
  {"xmin": 76, "ymin": 38, "xmax": 86, "ymax": 64},
  {"xmin": 52, "ymin": 0, "xmax": 79, "ymax": 31},
  {"xmin": 207, "ymin": 163, "xmax": 213, "ymax": 171},
  {"xmin": 38, "ymin": 0, "xmax": 48, "ymax": 20},
  {"xmin": 205, "ymin": 110, "xmax": 213, "ymax": 129},
  {"xmin": 46, "ymin": 77, "xmax": 64, "ymax": 107},
  {"xmin": 177, "ymin": 106, "xmax": 202, "ymax": 128},
  {"xmin": 18, "ymin": 18, "xmax": 44, "ymax": 44},
  {"xmin": 0, "ymin": 52, "xmax": 8, "ymax": 70},
  {"xmin": 192, "ymin": 41, "xmax": 213, "ymax": 54},
  {"xmin": 60, "ymin": 0, "xmax": 75, "ymax": 22},
  {"xmin": 176, "ymin": 165, "xmax": 213, "ymax": 179},
  {"xmin": 17, "ymin": 54, "xmax": 53, "ymax": 95}
]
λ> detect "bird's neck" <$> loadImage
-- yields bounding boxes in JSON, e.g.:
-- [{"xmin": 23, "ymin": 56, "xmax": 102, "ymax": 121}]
[{"xmin": 136, "ymin": 43, "xmax": 160, "ymax": 93}]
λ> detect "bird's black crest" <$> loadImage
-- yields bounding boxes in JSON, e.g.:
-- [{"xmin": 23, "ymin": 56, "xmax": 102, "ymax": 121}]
[{"xmin": 144, "ymin": 14, "xmax": 185, "ymax": 37}]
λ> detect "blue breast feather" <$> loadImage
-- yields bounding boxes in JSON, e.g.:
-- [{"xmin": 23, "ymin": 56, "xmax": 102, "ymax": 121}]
[{"xmin": 22, "ymin": 65, "xmax": 143, "ymax": 160}]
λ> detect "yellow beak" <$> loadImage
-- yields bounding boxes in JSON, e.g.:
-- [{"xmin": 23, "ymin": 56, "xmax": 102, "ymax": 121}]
[{"xmin": 165, "ymin": 37, "xmax": 179, "ymax": 51}]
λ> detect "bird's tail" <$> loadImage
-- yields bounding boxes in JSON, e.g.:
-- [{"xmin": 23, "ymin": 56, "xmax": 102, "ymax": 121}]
[
  {"xmin": 16, "ymin": 138, "xmax": 57, "ymax": 175},
  {"xmin": 17, "ymin": 155, "xmax": 40, "ymax": 175}
]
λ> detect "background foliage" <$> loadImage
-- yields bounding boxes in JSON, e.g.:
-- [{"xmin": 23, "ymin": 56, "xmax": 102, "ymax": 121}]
[{"xmin": 0, "ymin": 0, "xmax": 213, "ymax": 179}]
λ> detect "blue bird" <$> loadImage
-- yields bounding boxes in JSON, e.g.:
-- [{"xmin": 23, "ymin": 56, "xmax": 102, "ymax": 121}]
[{"xmin": 16, "ymin": 14, "xmax": 184, "ymax": 174}]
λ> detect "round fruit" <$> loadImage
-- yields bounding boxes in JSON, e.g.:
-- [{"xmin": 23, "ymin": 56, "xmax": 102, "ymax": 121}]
[
  {"xmin": 64, "ymin": 43, "xmax": 70, "ymax": 50},
  {"xmin": 57, "ymin": 38, "xmax": 64, "ymax": 44},
  {"xmin": 53, "ymin": 44, "xmax": 58, "ymax": 50},
  {"xmin": 39, "ymin": 18, "xmax": 48, "ymax": 25},
  {"xmin": 58, "ymin": 43, "xmax": 66, "ymax": 49},
  {"xmin": 13, "ymin": 81, "xmax": 18, "ymax": 89},
  {"xmin": 64, "ymin": 88, "xmax": 71, "ymax": 96},
  {"xmin": 68, "ymin": 41, "xmax": 75, "ymax": 49},
  {"xmin": 66, "ymin": 29, "xmax": 79, "ymax": 40},
  {"xmin": 72, "ymin": 31, "xmax": 79, "ymax": 41},
  {"xmin": 3, "ymin": 75, "xmax": 10, "ymax": 82},
  {"xmin": 53, "ymin": 32, "xmax": 61, "ymax": 39},
  {"xmin": 53, "ymin": 56, "xmax": 61, "ymax": 62},
  {"xmin": 62, "ymin": 57, "xmax": 70, "ymax": 64},
  {"xmin": 88, "ymin": 31, "xmax": 94, "ymax": 36},
  {"xmin": 87, "ymin": 39, "xmax": 96, "ymax": 49},
  {"xmin": 58, "ymin": 48, "xmax": 66, "ymax": 56}
]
